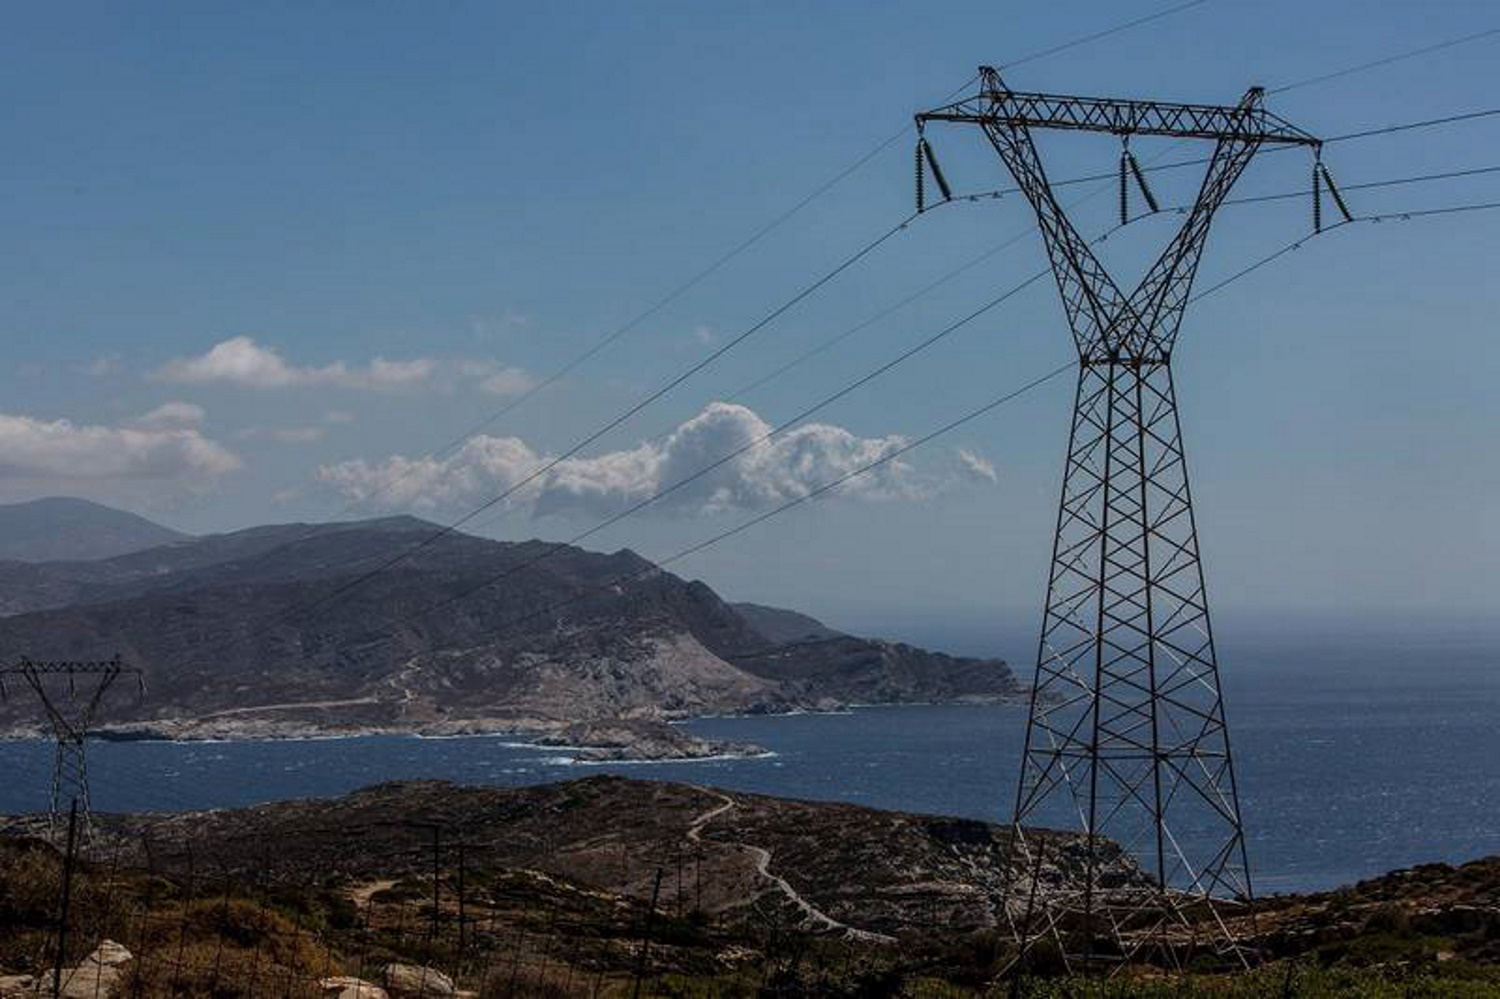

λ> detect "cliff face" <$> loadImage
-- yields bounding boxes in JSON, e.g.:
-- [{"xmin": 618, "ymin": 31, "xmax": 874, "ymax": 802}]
[{"xmin": 0, "ymin": 516, "xmax": 1019, "ymax": 737}]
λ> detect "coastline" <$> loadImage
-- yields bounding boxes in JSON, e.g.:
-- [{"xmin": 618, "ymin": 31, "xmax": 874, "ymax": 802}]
[{"xmin": 0, "ymin": 693, "xmax": 1027, "ymax": 752}]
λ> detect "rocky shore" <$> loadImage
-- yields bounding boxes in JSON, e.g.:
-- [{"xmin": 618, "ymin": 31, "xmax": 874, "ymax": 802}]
[{"xmin": 47, "ymin": 714, "xmax": 769, "ymax": 763}]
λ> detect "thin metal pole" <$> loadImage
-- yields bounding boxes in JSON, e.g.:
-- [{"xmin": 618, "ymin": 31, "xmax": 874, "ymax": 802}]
[
  {"xmin": 430, "ymin": 825, "xmax": 441, "ymax": 942},
  {"xmin": 631, "ymin": 868, "xmax": 664, "ymax": 999},
  {"xmin": 52, "ymin": 798, "xmax": 80, "ymax": 999},
  {"xmin": 456, "ymin": 841, "xmax": 467, "ymax": 955}
]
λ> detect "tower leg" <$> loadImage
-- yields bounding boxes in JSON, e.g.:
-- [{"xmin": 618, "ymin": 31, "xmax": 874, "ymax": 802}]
[{"xmin": 1011, "ymin": 358, "xmax": 1251, "ymax": 968}]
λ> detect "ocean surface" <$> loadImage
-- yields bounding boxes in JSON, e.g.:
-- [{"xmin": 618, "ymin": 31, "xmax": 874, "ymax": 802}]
[{"xmin": 1, "ymin": 616, "xmax": 1495, "ymax": 895}]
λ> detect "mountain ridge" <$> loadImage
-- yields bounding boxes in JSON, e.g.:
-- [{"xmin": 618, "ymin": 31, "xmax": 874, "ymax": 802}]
[
  {"xmin": 0, "ymin": 507, "xmax": 1020, "ymax": 739},
  {"xmin": 0, "ymin": 496, "xmax": 188, "ymax": 563}
]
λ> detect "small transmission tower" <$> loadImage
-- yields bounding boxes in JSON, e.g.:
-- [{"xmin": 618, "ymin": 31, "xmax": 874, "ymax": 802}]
[
  {"xmin": 0, "ymin": 654, "xmax": 141, "ymax": 844},
  {"xmin": 916, "ymin": 69, "xmax": 1329, "ymax": 968}
]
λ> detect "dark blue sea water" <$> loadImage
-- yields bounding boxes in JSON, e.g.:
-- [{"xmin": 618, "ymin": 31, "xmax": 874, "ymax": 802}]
[{"xmin": 1, "ymin": 616, "xmax": 1495, "ymax": 894}]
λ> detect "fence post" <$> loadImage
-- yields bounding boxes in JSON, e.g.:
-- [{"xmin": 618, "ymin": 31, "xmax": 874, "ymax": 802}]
[
  {"xmin": 51, "ymin": 798, "xmax": 80, "ymax": 999},
  {"xmin": 630, "ymin": 868, "xmax": 664, "ymax": 999}
]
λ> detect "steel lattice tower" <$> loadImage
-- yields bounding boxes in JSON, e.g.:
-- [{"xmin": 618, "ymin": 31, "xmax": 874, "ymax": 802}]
[
  {"xmin": 917, "ymin": 68, "xmax": 1324, "ymax": 967},
  {"xmin": 0, "ymin": 655, "xmax": 140, "ymax": 845}
]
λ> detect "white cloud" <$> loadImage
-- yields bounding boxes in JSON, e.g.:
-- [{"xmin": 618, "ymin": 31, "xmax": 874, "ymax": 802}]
[
  {"xmin": 318, "ymin": 435, "xmax": 543, "ymax": 512},
  {"xmin": 236, "ymin": 425, "xmax": 327, "ymax": 444},
  {"xmin": 0, "ymin": 412, "xmax": 240, "ymax": 482},
  {"xmin": 318, "ymin": 401, "xmax": 922, "ymax": 518},
  {"xmin": 134, "ymin": 401, "xmax": 206, "ymax": 429},
  {"xmin": 324, "ymin": 410, "xmax": 356, "ymax": 424},
  {"xmin": 956, "ymin": 447, "xmax": 999, "ymax": 485},
  {"xmin": 692, "ymin": 325, "xmax": 715, "ymax": 345},
  {"xmin": 458, "ymin": 360, "xmax": 536, "ymax": 397},
  {"xmin": 154, "ymin": 337, "xmax": 535, "ymax": 399},
  {"xmin": 84, "ymin": 356, "xmax": 119, "ymax": 377},
  {"xmin": 154, "ymin": 336, "xmax": 438, "ymax": 391}
]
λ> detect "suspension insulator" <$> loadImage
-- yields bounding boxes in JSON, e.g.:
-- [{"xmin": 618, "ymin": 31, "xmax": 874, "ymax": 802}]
[
  {"xmin": 1312, "ymin": 161, "xmax": 1322, "ymax": 233},
  {"xmin": 1320, "ymin": 164, "xmax": 1354, "ymax": 223},
  {"xmin": 922, "ymin": 139, "xmax": 953, "ymax": 202},
  {"xmin": 915, "ymin": 140, "xmax": 926, "ymax": 213},
  {"xmin": 1128, "ymin": 153, "xmax": 1160, "ymax": 213},
  {"xmin": 1119, "ymin": 150, "xmax": 1129, "ymax": 225}
]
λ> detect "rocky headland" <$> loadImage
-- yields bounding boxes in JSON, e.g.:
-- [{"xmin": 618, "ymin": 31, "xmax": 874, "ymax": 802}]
[{"xmin": 0, "ymin": 511, "xmax": 1022, "ymax": 751}]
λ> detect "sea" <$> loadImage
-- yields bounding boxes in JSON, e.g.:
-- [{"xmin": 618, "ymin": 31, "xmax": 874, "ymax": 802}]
[{"xmin": 0, "ymin": 614, "xmax": 1495, "ymax": 895}]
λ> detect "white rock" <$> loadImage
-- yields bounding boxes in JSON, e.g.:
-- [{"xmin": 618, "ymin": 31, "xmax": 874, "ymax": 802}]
[
  {"xmin": 87, "ymin": 940, "xmax": 133, "ymax": 967},
  {"xmin": 0, "ymin": 975, "xmax": 36, "ymax": 999},
  {"xmin": 383, "ymin": 963, "xmax": 455, "ymax": 997},
  {"xmin": 321, "ymin": 976, "xmax": 390, "ymax": 998}
]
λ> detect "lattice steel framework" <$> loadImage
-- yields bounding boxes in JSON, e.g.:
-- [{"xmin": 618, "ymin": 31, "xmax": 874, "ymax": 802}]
[
  {"xmin": 917, "ymin": 68, "xmax": 1322, "ymax": 969},
  {"xmin": 0, "ymin": 655, "xmax": 140, "ymax": 845}
]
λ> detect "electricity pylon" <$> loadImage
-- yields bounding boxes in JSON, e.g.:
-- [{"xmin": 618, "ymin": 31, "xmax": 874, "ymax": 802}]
[
  {"xmin": 916, "ymin": 68, "xmax": 1330, "ymax": 968},
  {"xmin": 0, "ymin": 655, "xmax": 141, "ymax": 845}
]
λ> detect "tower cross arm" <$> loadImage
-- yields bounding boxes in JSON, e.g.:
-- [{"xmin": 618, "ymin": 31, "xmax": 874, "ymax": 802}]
[{"xmin": 918, "ymin": 71, "xmax": 1319, "ymax": 146}]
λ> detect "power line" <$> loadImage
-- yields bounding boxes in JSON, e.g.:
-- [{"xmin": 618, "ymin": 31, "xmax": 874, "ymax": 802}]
[
  {"xmin": 998, "ymin": 0, "xmax": 1212, "ymax": 70},
  {"xmin": 307, "ymin": 153, "xmax": 1500, "ymax": 614},
  {"xmin": 379, "ymin": 193, "xmax": 1500, "ymax": 637},
  {"xmin": 293, "ymin": 210, "xmax": 920, "ymax": 619},
  {"xmin": 390, "ymin": 363, "xmax": 1074, "ymax": 638},
  {"xmin": 1220, "ymin": 164, "xmax": 1500, "ymax": 209},
  {"xmin": 462, "ymin": 149, "xmax": 1160, "ymax": 540},
  {"xmin": 285, "ymin": 41, "xmax": 1500, "ymax": 613},
  {"xmin": 399, "ymin": 262, "xmax": 1064, "ymax": 625},
  {"xmin": 1269, "ymin": 26, "xmax": 1500, "ymax": 95},
  {"xmin": 233, "ymin": 1, "xmax": 1222, "ymax": 559},
  {"xmin": 1324, "ymin": 107, "xmax": 1500, "ymax": 144}
]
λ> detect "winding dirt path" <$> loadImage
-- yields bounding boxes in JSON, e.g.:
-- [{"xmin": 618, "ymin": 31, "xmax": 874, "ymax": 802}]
[{"xmin": 687, "ymin": 787, "xmax": 892, "ymax": 943}]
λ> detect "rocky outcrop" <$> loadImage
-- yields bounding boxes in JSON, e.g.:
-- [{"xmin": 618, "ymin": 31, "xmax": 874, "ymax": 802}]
[
  {"xmin": 531, "ymin": 718, "xmax": 767, "ymax": 761},
  {"xmin": 382, "ymin": 964, "xmax": 454, "ymax": 997},
  {"xmin": 0, "ymin": 939, "xmax": 136, "ymax": 998}
]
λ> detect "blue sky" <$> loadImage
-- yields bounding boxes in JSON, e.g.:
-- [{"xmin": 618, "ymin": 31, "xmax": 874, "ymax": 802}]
[{"xmin": 2, "ymin": 1, "xmax": 1497, "ymax": 630}]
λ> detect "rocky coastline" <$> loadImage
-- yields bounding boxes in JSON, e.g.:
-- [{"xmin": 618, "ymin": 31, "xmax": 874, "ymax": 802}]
[{"xmin": 2, "ymin": 714, "xmax": 771, "ymax": 763}]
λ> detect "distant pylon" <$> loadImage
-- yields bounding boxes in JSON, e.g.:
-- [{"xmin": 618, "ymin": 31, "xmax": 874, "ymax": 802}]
[
  {"xmin": 0, "ymin": 654, "xmax": 141, "ymax": 844},
  {"xmin": 917, "ymin": 69, "xmax": 1332, "ymax": 969}
]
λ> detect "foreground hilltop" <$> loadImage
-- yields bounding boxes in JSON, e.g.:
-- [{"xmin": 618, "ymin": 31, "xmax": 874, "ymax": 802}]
[
  {"xmin": 82, "ymin": 776, "xmax": 1125, "ymax": 938},
  {"xmin": 2, "ymin": 778, "xmax": 1497, "ymax": 997},
  {"xmin": 0, "ymin": 509, "xmax": 1019, "ymax": 739}
]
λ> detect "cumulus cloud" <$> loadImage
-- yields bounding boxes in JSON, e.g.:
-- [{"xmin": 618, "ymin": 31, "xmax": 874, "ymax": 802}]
[
  {"xmin": 956, "ymin": 447, "xmax": 999, "ymax": 485},
  {"xmin": 317, "ymin": 402, "xmax": 922, "ymax": 518},
  {"xmin": 0, "ymin": 412, "xmax": 240, "ymax": 482},
  {"xmin": 154, "ymin": 337, "xmax": 537, "ymax": 399},
  {"xmin": 134, "ymin": 401, "xmax": 206, "ymax": 429},
  {"xmin": 154, "ymin": 337, "xmax": 438, "ymax": 391},
  {"xmin": 318, "ymin": 435, "xmax": 543, "ymax": 512}
]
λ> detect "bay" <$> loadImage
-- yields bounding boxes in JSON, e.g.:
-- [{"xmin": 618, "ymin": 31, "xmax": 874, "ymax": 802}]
[{"xmin": 1, "ymin": 617, "xmax": 1495, "ymax": 895}]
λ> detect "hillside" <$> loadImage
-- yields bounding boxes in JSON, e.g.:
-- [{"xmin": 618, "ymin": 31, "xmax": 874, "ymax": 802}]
[
  {"xmin": 2, "ymin": 779, "xmax": 1496, "ymax": 997},
  {"xmin": 0, "ymin": 516, "xmax": 1020, "ymax": 739},
  {"xmin": 0, "ymin": 497, "xmax": 187, "ymax": 562}
]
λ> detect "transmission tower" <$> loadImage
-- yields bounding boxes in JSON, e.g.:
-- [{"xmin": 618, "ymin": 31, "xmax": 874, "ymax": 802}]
[
  {"xmin": 0, "ymin": 654, "xmax": 141, "ymax": 845},
  {"xmin": 916, "ymin": 69, "xmax": 1334, "ymax": 968}
]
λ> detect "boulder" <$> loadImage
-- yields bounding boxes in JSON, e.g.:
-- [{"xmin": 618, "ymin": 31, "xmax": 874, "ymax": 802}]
[
  {"xmin": 0, "ymin": 976, "xmax": 35, "ymax": 999},
  {"xmin": 321, "ymin": 976, "xmax": 390, "ymax": 998},
  {"xmin": 88, "ymin": 940, "xmax": 132, "ymax": 967},
  {"xmin": 382, "ymin": 963, "xmax": 455, "ymax": 997}
]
